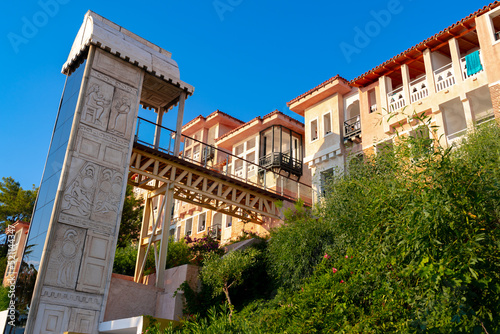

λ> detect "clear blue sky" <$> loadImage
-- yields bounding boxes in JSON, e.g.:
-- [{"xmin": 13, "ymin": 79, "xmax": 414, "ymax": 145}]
[{"xmin": 0, "ymin": 0, "xmax": 492, "ymax": 189}]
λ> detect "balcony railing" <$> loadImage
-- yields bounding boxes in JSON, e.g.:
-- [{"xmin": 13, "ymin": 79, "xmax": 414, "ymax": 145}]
[
  {"xmin": 208, "ymin": 223, "xmax": 222, "ymax": 240},
  {"xmin": 409, "ymin": 76, "xmax": 429, "ymax": 103},
  {"xmin": 388, "ymin": 87, "xmax": 406, "ymax": 111},
  {"xmin": 460, "ymin": 51, "xmax": 484, "ymax": 80},
  {"xmin": 134, "ymin": 117, "xmax": 312, "ymax": 205},
  {"xmin": 434, "ymin": 63, "xmax": 456, "ymax": 92},
  {"xmin": 259, "ymin": 152, "xmax": 303, "ymax": 177},
  {"xmin": 344, "ymin": 115, "xmax": 361, "ymax": 140},
  {"xmin": 201, "ymin": 145, "xmax": 215, "ymax": 163}
]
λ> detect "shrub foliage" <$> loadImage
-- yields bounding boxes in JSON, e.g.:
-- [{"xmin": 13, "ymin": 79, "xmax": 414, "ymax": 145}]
[{"xmin": 146, "ymin": 122, "xmax": 500, "ymax": 333}]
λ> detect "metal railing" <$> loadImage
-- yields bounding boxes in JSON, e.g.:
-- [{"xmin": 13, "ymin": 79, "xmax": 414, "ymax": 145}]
[
  {"xmin": 259, "ymin": 152, "xmax": 302, "ymax": 177},
  {"xmin": 344, "ymin": 115, "xmax": 361, "ymax": 138},
  {"xmin": 208, "ymin": 223, "xmax": 222, "ymax": 240},
  {"xmin": 387, "ymin": 87, "xmax": 406, "ymax": 111},
  {"xmin": 134, "ymin": 117, "xmax": 313, "ymax": 205},
  {"xmin": 434, "ymin": 63, "xmax": 456, "ymax": 92}
]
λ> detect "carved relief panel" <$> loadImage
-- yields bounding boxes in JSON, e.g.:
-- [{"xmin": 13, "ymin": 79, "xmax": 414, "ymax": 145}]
[
  {"xmin": 32, "ymin": 303, "xmax": 70, "ymax": 334},
  {"xmin": 81, "ymin": 77, "xmax": 114, "ymax": 132},
  {"xmin": 61, "ymin": 160, "xmax": 98, "ymax": 219},
  {"xmin": 44, "ymin": 224, "xmax": 86, "ymax": 289},
  {"xmin": 76, "ymin": 231, "xmax": 113, "ymax": 294}
]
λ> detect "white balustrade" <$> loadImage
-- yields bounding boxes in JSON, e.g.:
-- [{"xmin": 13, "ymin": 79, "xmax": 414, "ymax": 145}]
[
  {"xmin": 434, "ymin": 63, "xmax": 456, "ymax": 92},
  {"xmin": 409, "ymin": 76, "xmax": 429, "ymax": 103},
  {"xmin": 387, "ymin": 87, "xmax": 406, "ymax": 111}
]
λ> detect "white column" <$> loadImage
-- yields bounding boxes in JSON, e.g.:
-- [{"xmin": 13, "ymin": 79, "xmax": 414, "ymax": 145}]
[
  {"xmin": 449, "ymin": 38, "xmax": 464, "ymax": 84},
  {"xmin": 378, "ymin": 75, "xmax": 391, "ymax": 133},
  {"xmin": 462, "ymin": 97, "xmax": 475, "ymax": 128},
  {"xmin": 154, "ymin": 107, "xmax": 164, "ymax": 149},
  {"xmin": 401, "ymin": 64, "xmax": 411, "ymax": 108},
  {"xmin": 423, "ymin": 49, "xmax": 437, "ymax": 96}
]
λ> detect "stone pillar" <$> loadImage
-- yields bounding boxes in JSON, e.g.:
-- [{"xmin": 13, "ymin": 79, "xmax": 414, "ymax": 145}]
[
  {"xmin": 461, "ymin": 96, "xmax": 475, "ymax": 128},
  {"xmin": 401, "ymin": 64, "xmax": 411, "ymax": 107},
  {"xmin": 378, "ymin": 75, "xmax": 391, "ymax": 134},
  {"xmin": 449, "ymin": 38, "xmax": 464, "ymax": 84},
  {"xmin": 27, "ymin": 47, "xmax": 144, "ymax": 334},
  {"xmin": 423, "ymin": 49, "xmax": 436, "ymax": 95}
]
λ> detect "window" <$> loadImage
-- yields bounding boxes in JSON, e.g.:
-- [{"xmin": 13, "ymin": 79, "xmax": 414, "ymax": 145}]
[
  {"xmin": 185, "ymin": 218, "xmax": 193, "ymax": 236},
  {"xmin": 246, "ymin": 138, "xmax": 255, "ymax": 150},
  {"xmin": 235, "ymin": 143, "xmax": 244, "ymax": 156},
  {"xmin": 323, "ymin": 113, "xmax": 332, "ymax": 136},
  {"xmin": 193, "ymin": 145, "xmax": 200, "ymax": 161},
  {"xmin": 320, "ymin": 168, "xmax": 334, "ymax": 197},
  {"xmin": 176, "ymin": 226, "xmax": 181, "ymax": 241},
  {"xmin": 310, "ymin": 119, "xmax": 318, "ymax": 142},
  {"xmin": 247, "ymin": 152, "xmax": 256, "ymax": 177},
  {"xmin": 490, "ymin": 10, "xmax": 500, "ymax": 41},
  {"xmin": 198, "ymin": 212, "xmax": 206, "ymax": 232},
  {"xmin": 226, "ymin": 215, "xmax": 232, "ymax": 228}
]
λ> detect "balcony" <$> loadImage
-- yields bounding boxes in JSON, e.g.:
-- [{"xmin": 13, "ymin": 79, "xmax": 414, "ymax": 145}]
[
  {"xmin": 460, "ymin": 51, "xmax": 484, "ymax": 80},
  {"xmin": 344, "ymin": 115, "xmax": 361, "ymax": 143},
  {"xmin": 388, "ymin": 87, "xmax": 406, "ymax": 111},
  {"xmin": 201, "ymin": 145, "xmax": 215, "ymax": 164},
  {"xmin": 434, "ymin": 63, "xmax": 456, "ymax": 92},
  {"xmin": 409, "ymin": 76, "xmax": 429, "ymax": 103},
  {"xmin": 208, "ymin": 223, "xmax": 222, "ymax": 240},
  {"xmin": 259, "ymin": 152, "xmax": 302, "ymax": 177}
]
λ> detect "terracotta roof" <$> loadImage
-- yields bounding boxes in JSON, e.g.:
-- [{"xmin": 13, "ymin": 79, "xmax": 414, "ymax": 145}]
[
  {"xmin": 287, "ymin": 75, "xmax": 349, "ymax": 106},
  {"xmin": 182, "ymin": 109, "xmax": 244, "ymax": 130},
  {"xmin": 350, "ymin": 1, "xmax": 500, "ymax": 85},
  {"xmin": 206, "ymin": 109, "xmax": 245, "ymax": 125},
  {"xmin": 288, "ymin": 1, "xmax": 500, "ymax": 100},
  {"xmin": 216, "ymin": 110, "xmax": 304, "ymax": 142}
]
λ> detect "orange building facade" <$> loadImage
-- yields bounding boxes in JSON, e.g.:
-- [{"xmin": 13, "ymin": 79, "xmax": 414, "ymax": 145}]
[
  {"xmin": 288, "ymin": 2, "xmax": 500, "ymax": 198},
  {"xmin": 172, "ymin": 109, "xmax": 311, "ymax": 244},
  {"xmin": 3, "ymin": 221, "xmax": 30, "ymax": 287}
]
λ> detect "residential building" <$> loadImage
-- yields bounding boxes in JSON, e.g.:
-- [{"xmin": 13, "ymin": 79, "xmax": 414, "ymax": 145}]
[
  {"xmin": 2, "ymin": 221, "xmax": 30, "ymax": 287},
  {"xmin": 288, "ymin": 2, "xmax": 500, "ymax": 199},
  {"xmin": 173, "ymin": 109, "xmax": 310, "ymax": 244}
]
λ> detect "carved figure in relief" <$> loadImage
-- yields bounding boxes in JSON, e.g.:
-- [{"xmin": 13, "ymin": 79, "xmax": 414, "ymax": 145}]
[
  {"xmin": 94, "ymin": 169, "xmax": 122, "ymax": 215},
  {"xmin": 85, "ymin": 84, "xmax": 110, "ymax": 125},
  {"xmin": 108, "ymin": 97, "xmax": 131, "ymax": 136},
  {"xmin": 62, "ymin": 164, "xmax": 96, "ymax": 217},
  {"xmin": 57, "ymin": 229, "xmax": 79, "ymax": 287}
]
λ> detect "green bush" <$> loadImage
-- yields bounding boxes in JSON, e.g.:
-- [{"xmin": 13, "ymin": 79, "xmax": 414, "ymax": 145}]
[
  {"xmin": 201, "ymin": 248, "xmax": 261, "ymax": 319},
  {"xmin": 145, "ymin": 122, "xmax": 500, "ymax": 333},
  {"xmin": 266, "ymin": 201, "xmax": 336, "ymax": 291}
]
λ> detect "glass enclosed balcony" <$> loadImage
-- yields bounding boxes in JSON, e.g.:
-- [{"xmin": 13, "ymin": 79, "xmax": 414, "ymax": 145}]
[{"xmin": 259, "ymin": 125, "xmax": 303, "ymax": 177}]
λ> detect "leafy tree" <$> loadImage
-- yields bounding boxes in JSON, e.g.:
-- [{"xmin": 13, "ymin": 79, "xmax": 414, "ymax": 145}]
[
  {"xmin": 116, "ymin": 185, "xmax": 143, "ymax": 248},
  {"xmin": 0, "ymin": 177, "xmax": 37, "ymax": 233},
  {"xmin": 201, "ymin": 248, "xmax": 260, "ymax": 320},
  {"xmin": 267, "ymin": 201, "xmax": 336, "ymax": 290}
]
